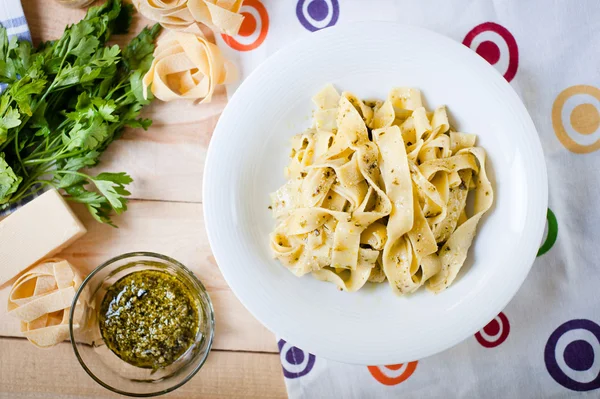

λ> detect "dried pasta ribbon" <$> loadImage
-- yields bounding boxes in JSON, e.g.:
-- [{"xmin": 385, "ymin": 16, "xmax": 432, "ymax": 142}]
[
  {"xmin": 133, "ymin": 0, "xmax": 244, "ymax": 35},
  {"xmin": 7, "ymin": 259, "xmax": 85, "ymax": 348},
  {"xmin": 143, "ymin": 29, "xmax": 238, "ymax": 103}
]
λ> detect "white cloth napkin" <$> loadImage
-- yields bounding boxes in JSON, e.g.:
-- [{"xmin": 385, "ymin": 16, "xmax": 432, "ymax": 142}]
[
  {"xmin": 217, "ymin": 1, "xmax": 600, "ymax": 398},
  {"xmin": 0, "ymin": 0, "xmax": 30, "ymax": 42}
]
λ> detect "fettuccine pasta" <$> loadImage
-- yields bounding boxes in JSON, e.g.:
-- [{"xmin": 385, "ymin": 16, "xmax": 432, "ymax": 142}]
[
  {"xmin": 142, "ymin": 28, "xmax": 238, "ymax": 103},
  {"xmin": 7, "ymin": 259, "xmax": 86, "ymax": 347},
  {"xmin": 269, "ymin": 85, "xmax": 493, "ymax": 294},
  {"xmin": 133, "ymin": 0, "xmax": 244, "ymax": 35}
]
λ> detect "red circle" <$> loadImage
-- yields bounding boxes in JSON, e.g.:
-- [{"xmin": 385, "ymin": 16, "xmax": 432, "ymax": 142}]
[
  {"xmin": 222, "ymin": 0, "xmax": 269, "ymax": 52},
  {"xmin": 238, "ymin": 12, "xmax": 256, "ymax": 37},
  {"xmin": 483, "ymin": 319, "xmax": 500, "ymax": 336},
  {"xmin": 368, "ymin": 362, "xmax": 418, "ymax": 386},
  {"xmin": 475, "ymin": 312, "xmax": 510, "ymax": 348},
  {"xmin": 476, "ymin": 40, "xmax": 501, "ymax": 64},
  {"xmin": 463, "ymin": 22, "xmax": 519, "ymax": 82}
]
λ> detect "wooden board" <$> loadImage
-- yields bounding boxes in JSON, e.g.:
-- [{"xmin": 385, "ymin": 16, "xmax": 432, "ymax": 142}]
[
  {"xmin": 0, "ymin": 201, "xmax": 278, "ymax": 353},
  {"xmin": 0, "ymin": 338, "xmax": 286, "ymax": 399},
  {"xmin": 0, "ymin": 1, "xmax": 287, "ymax": 397}
]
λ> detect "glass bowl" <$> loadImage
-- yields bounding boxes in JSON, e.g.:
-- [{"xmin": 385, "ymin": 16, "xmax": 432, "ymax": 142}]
[{"xmin": 69, "ymin": 252, "xmax": 215, "ymax": 397}]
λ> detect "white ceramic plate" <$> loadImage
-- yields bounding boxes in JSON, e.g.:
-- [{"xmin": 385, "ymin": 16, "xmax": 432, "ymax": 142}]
[{"xmin": 203, "ymin": 22, "xmax": 547, "ymax": 365}]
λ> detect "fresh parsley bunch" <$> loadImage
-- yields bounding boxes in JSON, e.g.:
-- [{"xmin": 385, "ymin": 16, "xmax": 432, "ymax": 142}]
[{"xmin": 0, "ymin": 0, "xmax": 160, "ymax": 226}]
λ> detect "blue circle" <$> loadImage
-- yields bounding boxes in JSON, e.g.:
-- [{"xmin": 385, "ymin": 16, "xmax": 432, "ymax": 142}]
[
  {"xmin": 307, "ymin": 0, "xmax": 328, "ymax": 21},
  {"xmin": 296, "ymin": 0, "xmax": 340, "ymax": 32}
]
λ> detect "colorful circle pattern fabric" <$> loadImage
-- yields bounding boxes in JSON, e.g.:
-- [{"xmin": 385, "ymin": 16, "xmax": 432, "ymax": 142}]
[
  {"xmin": 475, "ymin": 312, "xmax": 510, "ymax": 348},
  {"xmin": 367, "ymin": 362, "xmax": 418, "ymax": 386},
  {"xmin": 222, "ymin": 0, "xmax": 269, "ymax": 51},
  {"xmin": 537, "ymin": 208, "xmax": 558, "ymax": 257},
  {"xmin": 462, "ymin": 22, "xmax": 519, "ymax": 82},
  {"xmin": 552, "ymin": 85, "xmax": 600, "ymax": 154},
  {"xmin": 278, "ymin": 339, "xmax": 316, "ymax": 379},
  {"xmin": 218, "ymin": 9, "xmax": 594, "ymax": 395},
  {"xmin": 296, "ymin": 0, "xmax": 339, "ymax": 32},
  {"xmin": 545, "ymin": 319, "xmax": 600, "ymax": 391}
]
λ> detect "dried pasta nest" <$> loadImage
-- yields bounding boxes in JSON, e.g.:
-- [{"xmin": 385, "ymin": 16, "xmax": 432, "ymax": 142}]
[
  {"xmin": 142, "ymin": 26, "xmax": 238, "ymax": 103},
  {"xmin": 7, "ymin": 259, "xmax": 87, "ymax": 348},
  {"xmin": 133, "ymin": 0, "xmax": 244, "ymax": 35}
]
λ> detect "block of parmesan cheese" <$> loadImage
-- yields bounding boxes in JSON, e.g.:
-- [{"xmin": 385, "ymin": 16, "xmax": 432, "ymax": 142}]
[{"xmin": 0, "ymin": 189, "xmax": 86, "ymax": 286}]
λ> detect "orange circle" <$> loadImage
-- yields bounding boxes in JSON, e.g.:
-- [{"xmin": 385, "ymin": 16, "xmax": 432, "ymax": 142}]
[
  {"xmin": 238, "ymin": 12, "xmax": 256, "ymax": 37},
  {"xmin": 367, "ymin": 361, "xmax": 418, "ymax": 386},
  {"xmin": 552, "ymin": 85, "xmax": 600, "ymax": 154},
  {"xmin": 385, "ymin": 364, "xmax": 404, "ymax": 371},
  {"xmin": 222, "ymin": 0, "xmax": 269, "ymax": 51},
  {"xmin": 570, "ymin": 103, "xmax": 600, "ymax": 135}
]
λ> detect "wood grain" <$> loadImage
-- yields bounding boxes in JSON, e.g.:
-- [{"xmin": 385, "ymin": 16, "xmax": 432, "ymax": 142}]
[
  {"xmin": 0, "ymin": 201, "xmax": 278, "ymax": 353},
  {"xmin": 0, "ymin": 338, "xmax": 286, "ymax": 399},
  {"xmin": 2, "ymin": 0, "xmax": 280, "ymax": 351},
  {"xmin": 1, "ymin": 1, "xmax": 287, "ymax": 397}
]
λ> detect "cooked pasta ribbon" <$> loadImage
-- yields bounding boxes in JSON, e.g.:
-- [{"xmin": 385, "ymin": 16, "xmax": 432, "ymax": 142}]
[{"xmin": 269, "ymin": 85, "xmax": 493, "ymax": 294}]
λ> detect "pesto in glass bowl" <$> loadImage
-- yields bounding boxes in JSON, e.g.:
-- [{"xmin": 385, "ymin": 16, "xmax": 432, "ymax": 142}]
[{"xmin": 70, "ymin": 252, "xmax": 214, "ymax": 397}]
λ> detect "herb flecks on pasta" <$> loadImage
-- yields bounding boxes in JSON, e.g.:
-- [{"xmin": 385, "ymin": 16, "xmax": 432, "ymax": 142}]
[{"xmin": 269, "ymin": 85, "xmax": 493, "ymax": 294}]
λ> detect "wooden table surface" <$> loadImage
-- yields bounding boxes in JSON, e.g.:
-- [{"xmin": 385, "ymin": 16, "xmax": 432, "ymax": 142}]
[{"xmin": 0, "ymin": 1, "xmax": 287, "ymax": 398}]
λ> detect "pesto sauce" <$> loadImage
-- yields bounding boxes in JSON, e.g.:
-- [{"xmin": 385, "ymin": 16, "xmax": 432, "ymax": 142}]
[{"xmin": 99, "ymin": 270, "xmax": 199, "ymax": 369}]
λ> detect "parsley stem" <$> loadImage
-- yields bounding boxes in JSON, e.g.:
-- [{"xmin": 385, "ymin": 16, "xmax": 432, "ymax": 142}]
[
  {"xmin": 26, "ymin": 126, "xmax": 67, "ymax": 159},
  {"xmin": 54, "ymin": 169, "xmax": 92, "ymax": 180},
  {"xmin": 23, "ymin": 149, "xmax": 87, "ymax": 165},
  {"xmin": 107, "ymin": 79, "xmax": 126, "ymax": 99},
  {"xmin": 9, "ymin": 179, "xmax": 55, "ymax": 203}
]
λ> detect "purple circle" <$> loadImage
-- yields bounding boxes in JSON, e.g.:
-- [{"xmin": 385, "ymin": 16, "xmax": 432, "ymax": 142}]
[
  {"xmin": 307, "ymin": 0, "xmax": 328, "ymax": 21},
  {"xmin": 278, "ymin": 339, "xmax": 316, "ymax": 379},
  {"xmin": 544, "ymin": 319, "xmax": 600, "ymax": 391},
  {"xmin": 564, "ymin": 340, "xmax": 595, "ymax": 371},
  {"xmin": 296, "ymin": 0, "xmax": 339, "ymax": 32},
  {"xmin": 286, "ymin": 347, "xmax": 305, "ymax": 365}
]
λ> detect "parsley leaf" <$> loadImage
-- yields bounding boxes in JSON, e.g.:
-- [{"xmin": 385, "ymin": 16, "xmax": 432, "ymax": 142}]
[
  {"xmin": 0, "ymin": 106, "xmax": 21, "ymax": 145},
  {"xmin": 9, "ymin": 77, "xmax": 47, "ymax": 116},
  {"xmin": 0, "ymin": 29, "xmax": 34, "ymax": 83},
  {"xmin": 92, "ymin": 172, "xmax": 132, "ymax": 213},
  {"xmin": 0, "ymin": 154, "xmax": 21, "ymax": 204},
  {"xmin": 122, "ymin": 24, "xmax": 161, "ymax": 72},
  {"xmin": 64, "ymin": 182, "xmax": 116, "ymax": 226},
  {"xmin": 57, "ymin": 151, "xmax": 100, "ymax": 188}
]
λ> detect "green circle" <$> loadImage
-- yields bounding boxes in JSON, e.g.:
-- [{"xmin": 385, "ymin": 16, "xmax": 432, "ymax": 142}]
[{"xmin": 537, "ymin": 208, "xmax": 558, "ymax": 257}]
